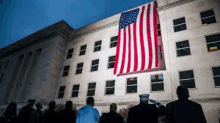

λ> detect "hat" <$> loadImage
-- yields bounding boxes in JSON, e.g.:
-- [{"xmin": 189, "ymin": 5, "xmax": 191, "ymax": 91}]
[
  {"xmin": 139, "ymin": 94, "xmax": 149, "ymax": 100},
  {"xmin": 28, "ymin": 99, "xmax": 35, "ymax": 103}
]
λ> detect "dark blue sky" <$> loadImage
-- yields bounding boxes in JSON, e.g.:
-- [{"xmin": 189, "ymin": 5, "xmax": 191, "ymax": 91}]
[{"xmin": 0, "ymin": 0, "xmax": 153, "ymax": 49}]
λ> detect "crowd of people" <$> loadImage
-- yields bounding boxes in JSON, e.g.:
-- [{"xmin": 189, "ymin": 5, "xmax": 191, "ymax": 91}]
[{"xmin": 0, "ymin": 85, "xmax": 207, "ymax": 123}]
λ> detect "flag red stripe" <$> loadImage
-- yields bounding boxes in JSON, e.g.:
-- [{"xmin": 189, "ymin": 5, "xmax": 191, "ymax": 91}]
[
  {"xmin": 153, "ymin": 1, "xmax": 159, "ymax": 67},
  {"xmin": 119, "ymin": 28, "xmax": 127, "ymax": 74},
  {"xmin": 146, "ymin": 4, "xmax": 153, "ymax": 69},
  {"xmin": 126, "ymin": 25, "xmax": 131, "ymax": 73},
  {"xmin": 113, "ymin": 29, "xmax": 121, "ymax": 75},
  {"xmin": 133, "ymin": 22, "xmax": 138, "ymax": 72},
  {"xmin": 139, "ymin": 6, "xmax": 146, "ymax": 70}
]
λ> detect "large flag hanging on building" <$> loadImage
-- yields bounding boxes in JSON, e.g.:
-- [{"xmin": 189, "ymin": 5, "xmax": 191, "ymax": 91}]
[{"xmin": 114, "ymin": 1, "xmax": 160, "ymax": 75}]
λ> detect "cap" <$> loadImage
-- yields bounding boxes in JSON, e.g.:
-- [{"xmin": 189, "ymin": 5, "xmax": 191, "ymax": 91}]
[
  {"xmin": 139, "ymin": 94, "xmax": 149, "ymax": 100},
  {"xmin": 28, "ymin": 99, "xmax": 35, "ymax": 103}
]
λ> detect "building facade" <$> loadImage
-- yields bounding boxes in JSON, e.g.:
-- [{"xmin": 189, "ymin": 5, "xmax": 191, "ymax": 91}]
[{"xmin": 0, "ymin": 0, "xmax": 220, "ymax": 122}]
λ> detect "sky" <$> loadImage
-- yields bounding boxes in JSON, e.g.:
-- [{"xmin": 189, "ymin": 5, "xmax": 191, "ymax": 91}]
[{"xmin": 0, "ymin": 0, "xmax": 153, "ymax": 49}]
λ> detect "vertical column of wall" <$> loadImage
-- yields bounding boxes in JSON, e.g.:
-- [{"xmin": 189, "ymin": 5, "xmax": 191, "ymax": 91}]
[
  {"xmin": 8, "ymin": 55, "xmax": 26, "ymax": 102},
  {"xmin": 20, "ymin": 49, "xmax": 42, "ymax": 101},
  {"xmin": 17, "ymin": 52, "xmax": 35, "ymax": 101},
  {"xmin": 11, "ymin": 52, "xmax": 33, "ymax": 101},
  {"xmin": 5, "ymin": 55, "xmax": 24, "ymax": 103}
]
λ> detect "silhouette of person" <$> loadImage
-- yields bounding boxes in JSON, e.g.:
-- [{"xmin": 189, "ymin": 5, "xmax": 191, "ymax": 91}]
[
  {"xmin": 29, "ymin": 103, "xmax": 43, "ymax": 123},
  {"xmin": 99, "ymin": 103, "xmax": 123, "ymax": 123},
  {"xmin": 18, "ymin": 99, "xmax": 35, "ymax": 123},
  {"xmin": 165, "ymin": 86, "xmax": 207, "ymax": 123},
  {"xmin": 127, "ymin": 94, "xmax": 160, "ymax": 123},
  {"xmin": 43, "ymin": 101, "xmax": 58, "ymax": 123},
  {"xmin": 76, "ymin": 97, "xmax": 100, "ymax": 123},
  {"xmin": 58, "ymin": 101, "xmax": 76, "ymax": 123},
  {"xmin": 1, "ymin": 102, "xmax": 17, "ymax": 123}
]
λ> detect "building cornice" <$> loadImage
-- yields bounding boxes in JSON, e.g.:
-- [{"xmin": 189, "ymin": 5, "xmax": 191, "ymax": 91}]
[
  {"xmin": 157, "ymin": 0, "xmax": 196, "ymax": 11},
  {"xmin": 0, "ymin": 20, "xmax": 74, "ymax": 59},
  {"xmin": 69, "ymin": 20, "xmax": 119, "ymax": 41}
]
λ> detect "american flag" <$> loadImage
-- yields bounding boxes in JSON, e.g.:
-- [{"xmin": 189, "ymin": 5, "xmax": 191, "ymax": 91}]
[{"xmin": 114, "ymin": 1, "xmax": 159, "ymax": 75}]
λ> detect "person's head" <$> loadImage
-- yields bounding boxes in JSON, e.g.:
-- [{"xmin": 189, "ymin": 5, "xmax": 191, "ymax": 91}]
[
  {"xmin": 49, "ymin": 101, "xmax": 56, "ymax": 110},
  {"xmin": 36, "ymin": 103, "xmax": 43, "ymax": 110},
  {"xmin": 176, "ymin": 86, "xmax": 189, "ymax": 100},
  {"xmin": 110, "ymin": 103, "xmax": 117, "ymax": 112},
  {"xmin": 65, "ymin": 101, "xmax": 73, "ymax": 109},
  {"xmin": 86, "ymin": 97, "xmax": 94, "ymax": 106},
  {"xmin": 4, "ymin": 102, "xmax": 17, "ymax": 115},
  {"xmin": 139, "ymin": 94, "xmax": 149, "ymax": 104},
  {"xmin": 28, "ymin": 99, "xmax": 35, "ymax": 106}
]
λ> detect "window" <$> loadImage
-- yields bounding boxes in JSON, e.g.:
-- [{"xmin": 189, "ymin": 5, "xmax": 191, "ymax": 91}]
[
  {"xmin": 0, "ymin": 73, "xmax": 4, "ymax": 83},
  {"xmin": 200, "ymin": 9, "xmax": 216, "ymax": 26},
  {"xmin": 72, "ymin": 85, "xmax": 80, "ymax": 97},
  {"xmin": 79, "ymin": 45, "xmax": 87, "ymax": 56},
  {"xmin": 91, "ymin": 59, "xmax": 99, "ymax": 72},
  {"xmin": 87, "ymin": 83, "xmax": 96, "ymax": 96},
  {"xmin": 62, "ymin": 65, "xmax": 70, "ymax": 77},
  {"xmin": 94, "ymin": 41, "xmax": 102, "ymax": 52},
  {"xmin": 212, "ymin": 67, "xmax": 220, "ymax": 87},
  {"xmin": 205, "ymin": 34, "xmax": 220, "ymax": 51},
  {"xmin": 105, "ymin": 80, "xmax": 115, "ymax": 95},
  {"xmin": 157, "ymin": 24, "xmax": 161, "ymax": 36},
  {"xmin": 179, "ymin": 70, "xmax": 195, "ymax": 88},
  {"xmin": 126, "ymin": 77, "xmax": 137, "ymax": 93},
  {"xmin": 158, "ymin": 46, "xmax": 162, "ymax": 60},
  {"xmin": 151, "ymin": 74, "xmax": 164, "ymax": 91},
  {"xmin": 76, "ymin": 63, "xmax": 83, "ymax": 74},
  {"xmin": 110, "ymin": 36, "xmax": 118, "ymax": 48},
  {"xmin": 67, "ymin": 48, "xmax": 74, "ymax": 59},
  {"xmin": 173, "ymin": 17, "xmax": 187, "ymax": 32},
  {"xmin": 108, "ymin": 56, "xmax": 115, "ymax": 69},
  {"xmin": 58, "ymin": 86, "xmax": 65, "ymax": 98},
  {"xmin": 176, "ymin": 40, "xmax": 191, "ymax": 57}
]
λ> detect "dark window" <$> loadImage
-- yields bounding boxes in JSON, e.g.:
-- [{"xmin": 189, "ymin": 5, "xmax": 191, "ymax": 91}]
[
  {"xmin": 72, "ymin": 85, "xmax": 80, "ymax": 97},
  {"xmin": 108, "ymin": 56, "xmax": 115, "ymax": 69},
  {"xmin": 176, "ymin": 40, "xmax": 191, "ymax": 57},
  {"xmin": 110, "ymin": 36, "xmax": 118, "ymax": 48},
  {"xmin": 205, "ymin": 34, "xmax": 220, "ymax": 51},
  {"xmin": 157, "ymin": 24, "xmax": 161, "ymax": 36},
  {"xmin": 76, "ymin": 63, "xmax": 83, "ymax": 74},
  {"xmin": 58, "ymin": 86, "xmax": 65, "ymax": 98},
  {"xmin": 62, "ymin": 65, "xmax": 70, "ymax": 77},
  {"xmin": 158, "ymin": 46, "xmax": 162, "ymax": 60},
  {"xmin": 94, "ymin": 41, "xmax": 102, "ymax": 52},
  {"xmin": 179, "ymin": 70, "xmax": 195, "ymax": 88},
  {"xmin": 91, "ymin": 59, "xmax": 99, "ymax": 72},
  {"xmin": 200, "ymin": 9, "xmax": 216, "ymax": 25},
  {"xmin": 67, "ymin": 48, "xmax": 74, "ymax": 59},
  {"xmin": 127, "ymin": 77, "xmax": 137, "ymax": 93},
  {"xmin": 4, "ymin": 60, "xmax": 9, "ymax": 69},
  {"xmin": 212, "ymin": 67, "xmax": 220, "ymax": 86},
  {"xmin": 87, "ymin": 83, "xmax": 96, "ymax": 96},
  {"xmin": 0, "ymin": 73, "xmax": 4, "ymax": 83},
  {"xmin": 173, "ymin": 17, "xmax": 187, "ymax": 32},
  {"xmin": 79, "ymin": 45, "xmax": 87, "ymax": 56},
  {"xmin": 151, "ymin": 74, "xmax": 164, "ymax": 91},
  {"xmin": 105, "ymin": 80, "xmax": 115, "ymax": 95}
]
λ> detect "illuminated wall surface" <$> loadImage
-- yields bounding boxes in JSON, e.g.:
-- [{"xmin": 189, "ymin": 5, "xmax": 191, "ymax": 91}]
[{"xmin": 0, "ymin": 0, "xmax": 220, "ymax": 122}]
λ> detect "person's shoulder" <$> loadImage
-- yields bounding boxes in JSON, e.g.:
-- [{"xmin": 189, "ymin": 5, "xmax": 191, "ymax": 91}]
[
  {"xmin": 187, "ymin": 100, "xmax": 201, "ymax": 107},
  {"xmin": 166, "ymin": 100, "xmax": 179, "ymax": 106}
]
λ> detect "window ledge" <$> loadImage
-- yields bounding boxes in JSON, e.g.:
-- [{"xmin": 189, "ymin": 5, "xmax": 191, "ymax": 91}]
[
  {"xmin": 150, "ymin": 90, "xmax": 165, "ymax": 93},
  {"xmin": 125, "ymin": 92, "xmax": 138, "ymax": 95},
  {"xmin": 104, "ymin": 94, "xmax": 115, "ymax": 96}
]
